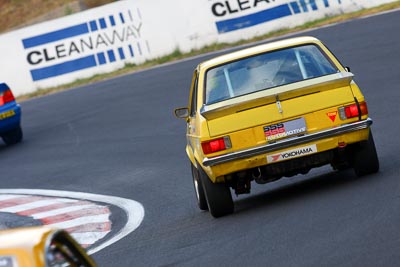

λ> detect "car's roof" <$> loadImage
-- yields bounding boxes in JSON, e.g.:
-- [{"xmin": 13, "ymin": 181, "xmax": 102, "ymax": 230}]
[{"xmin": 198, "ymin": 36, "xmax": 323, "ymax": 71}]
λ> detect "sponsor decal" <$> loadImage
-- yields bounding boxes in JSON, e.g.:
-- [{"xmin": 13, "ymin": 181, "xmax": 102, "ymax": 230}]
[
  {"xmin": 208, "ymin": 0, "xmax": 343, "ymax": 33},
  {"xmin": 22, "ymin": 8, "xmax": 150, "ymax": 81},
  {"xmin": 264, "ymin": 117, "xmax": 306, "ymax": 141},
  {"xmin": 327, "ymin": 111, "xmax": 338, "ymax": 122},
  {"xmin": 267, "ymin": 144, "xmax": 317, "ymax": 163}
]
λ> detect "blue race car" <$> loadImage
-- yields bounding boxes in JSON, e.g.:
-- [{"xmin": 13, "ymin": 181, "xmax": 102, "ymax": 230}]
[{"xmin": 0, "ymin": 82, "xmax": 22, "ymax": 145}]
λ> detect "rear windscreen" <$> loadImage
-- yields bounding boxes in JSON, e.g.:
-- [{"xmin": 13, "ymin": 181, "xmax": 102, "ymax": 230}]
[{"xmin": 205, "ymin": 45, "xmax": 338, "ymax": 104}]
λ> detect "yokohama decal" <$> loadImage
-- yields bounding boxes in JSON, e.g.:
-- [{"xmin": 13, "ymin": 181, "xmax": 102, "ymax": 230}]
[{"xmin": 267, "ymin": 144, "xmax": 318, "ymax": 163}]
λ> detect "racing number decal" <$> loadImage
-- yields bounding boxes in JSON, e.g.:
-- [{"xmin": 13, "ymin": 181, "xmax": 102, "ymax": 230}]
[{"xmin": 264, "ymin": 123, "xmax": 285, "ymax": 137}]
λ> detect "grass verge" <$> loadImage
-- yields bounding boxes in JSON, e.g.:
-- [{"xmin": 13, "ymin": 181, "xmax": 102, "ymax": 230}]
[{"xmin": 17, "ymin": 1, "xmax": 400, "ymax": 102}]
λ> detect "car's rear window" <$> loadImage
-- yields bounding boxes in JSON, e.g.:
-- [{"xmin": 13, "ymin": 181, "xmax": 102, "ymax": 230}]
[{"xmin": 205, "ymin": 44, "xmax": 339, "ymax": 104}]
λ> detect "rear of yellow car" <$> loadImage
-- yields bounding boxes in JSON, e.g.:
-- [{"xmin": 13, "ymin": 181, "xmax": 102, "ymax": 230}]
[{"xmin": 176, "ymin": 37, "xmax": 379, "ymax": 218}]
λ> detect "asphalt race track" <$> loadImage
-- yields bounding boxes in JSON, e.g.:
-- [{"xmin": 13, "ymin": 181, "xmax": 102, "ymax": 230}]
[{"xmin": 1, "ymin": 9, "xmax": 400, "ymax": 267}]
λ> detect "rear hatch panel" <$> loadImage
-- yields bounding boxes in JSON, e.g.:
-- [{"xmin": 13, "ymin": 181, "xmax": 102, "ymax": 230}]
[{"xmin": 201, "ymin": 72, "xmax": 356, "ymax": 149}]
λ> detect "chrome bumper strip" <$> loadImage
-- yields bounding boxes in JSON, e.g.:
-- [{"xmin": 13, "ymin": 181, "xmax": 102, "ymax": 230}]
[{"xmin": 203, "ymin": 118, "xmax": 372, "ymax": 167}]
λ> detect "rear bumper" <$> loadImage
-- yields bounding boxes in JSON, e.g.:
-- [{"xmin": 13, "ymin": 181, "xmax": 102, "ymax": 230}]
[
  {"xmin": 0, "ymin": 104, "xmax": 21, "ymax": 134},
  {"xmin": 203, "ymin": 118, "xmax": 372, "ymax": 167}
]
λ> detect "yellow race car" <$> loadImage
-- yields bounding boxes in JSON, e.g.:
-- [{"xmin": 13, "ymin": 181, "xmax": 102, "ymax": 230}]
[
  {"xmin": 175, "ymin": 36, "xmax": 379, "ymax": 218},
  {"xmin": 0, "ymin": 227, "xmax": 96, "ymax": 267}
]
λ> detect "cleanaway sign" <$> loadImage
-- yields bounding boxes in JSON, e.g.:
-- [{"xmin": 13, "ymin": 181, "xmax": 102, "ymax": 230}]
[
  {"xmin": 23, "ymin": 10, "xmax": 145, "ymax": 82},
  {"xmin": 0, "ymin": 0, "xmax": 395, "ymax": 96}
]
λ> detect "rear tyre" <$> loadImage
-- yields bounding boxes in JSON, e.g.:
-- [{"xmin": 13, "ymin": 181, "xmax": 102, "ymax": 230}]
[
  {"xmin": 191, "ymin": 163, "xmax": 208, "ymax": 211},
  {"xmin": 198, "ymin": 166, "xmax": 234, "ymax": 218},
  {"xmin": 353, "ymin": 131, "xmax": 379, "ymax": 177},
  {"xmin": 1, "ymin": 126, "xmax": 23, "ymax": 145}
]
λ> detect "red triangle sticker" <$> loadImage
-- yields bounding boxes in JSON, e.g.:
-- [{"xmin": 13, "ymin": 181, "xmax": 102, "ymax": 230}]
[{"xmin": 327, "ymin": 111, "xmax": 337, "ymax": 122}]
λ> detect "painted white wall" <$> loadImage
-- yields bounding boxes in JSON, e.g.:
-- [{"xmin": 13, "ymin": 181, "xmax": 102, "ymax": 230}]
[{"xmin": 0, "ymin": 0, "xmax": 396, "ymax": 96}]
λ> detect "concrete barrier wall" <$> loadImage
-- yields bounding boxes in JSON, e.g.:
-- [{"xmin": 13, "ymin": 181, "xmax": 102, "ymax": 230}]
[{"xmin": 0, "ymin": 0, "xmax": 396, "ymax": 96}]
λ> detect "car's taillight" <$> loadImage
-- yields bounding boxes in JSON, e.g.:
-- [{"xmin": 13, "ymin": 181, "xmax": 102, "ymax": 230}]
[
  {"xmin": 339, "ymin": 101, "xmax": 368, "ymax": 120},
  {"xmin": 0, "ymin": 89, "xmax": 15, "ymax": 106},
  {"xmin": 201, "ymin": 136, "xmax": 232, "ymax": 155}
]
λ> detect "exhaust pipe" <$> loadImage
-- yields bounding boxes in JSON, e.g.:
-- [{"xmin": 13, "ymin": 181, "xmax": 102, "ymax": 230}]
[
  {"xmin": 252, "ymin": 167, "xmax": 280, "ymax": 184},
  {"xmin": 253, "ymin": 167, "xmax": 269, "ymax": 184}
]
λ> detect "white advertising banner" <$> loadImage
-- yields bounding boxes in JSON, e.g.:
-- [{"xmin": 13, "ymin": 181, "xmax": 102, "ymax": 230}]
[{"xmin": 0, "ymin": 0, "xmax": 396, "ymax": 96}]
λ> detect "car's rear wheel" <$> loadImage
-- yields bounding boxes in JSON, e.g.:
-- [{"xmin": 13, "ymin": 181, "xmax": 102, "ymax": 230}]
[
  {"xmin": 1, "ymin": 126, "xmax": 23, "ymax": 145},
  {"xmin": 353, "ymin": 131, "xmax": 379, "ymax": 177},
  {"xmin": 191, "ymin": 163, "xmax": 208, "ymax": 211},
  {"xmin": 198, "ymin": 165, "xmax": 234, "ymax": 218}
]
